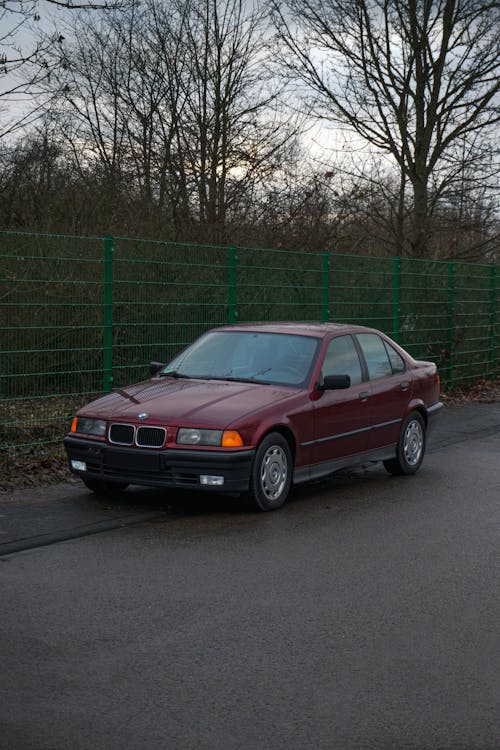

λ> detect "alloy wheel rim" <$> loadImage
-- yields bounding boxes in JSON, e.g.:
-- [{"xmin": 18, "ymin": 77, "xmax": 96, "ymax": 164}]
[
  {"xmin": 403, "ymin": 420, "xmax": 423, "ymax": 466},
  {"xmin": 260, "ymin": 445, "xmax": 287, "ymax": 500}
]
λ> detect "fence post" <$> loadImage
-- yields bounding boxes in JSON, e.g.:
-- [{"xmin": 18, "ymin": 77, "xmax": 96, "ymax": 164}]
[
  {"xmin": 228, "ymin": 245, "xmax": 238, "ymax": 324},
  {"xmin": 447, "ymin": 260, "xmax": 455, "ymax": 386},
  {"xmin": 392, "ymin": 256, "xmax": 400, "ymax": 342},
  {"xmin": 322, "ymin": 252, "xmax": 330, "ymax": 322},
  {"xmin": 489, "ymin": 264, "xmax": 496, "ymax": 379},
  {"xmin": 103, "ymin": 235, "xmax": 114, "ymax": 394}
]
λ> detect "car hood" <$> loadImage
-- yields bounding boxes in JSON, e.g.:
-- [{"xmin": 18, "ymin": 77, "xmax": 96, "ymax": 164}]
[{"xmin": 79, "ymin": 377, "xmax": 299, "ymax": 427}]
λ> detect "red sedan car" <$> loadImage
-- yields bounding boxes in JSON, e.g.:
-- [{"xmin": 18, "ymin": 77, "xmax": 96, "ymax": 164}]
[{"xmin": 64, "ymin": 323, "xmax": 442, "ymax": 510}]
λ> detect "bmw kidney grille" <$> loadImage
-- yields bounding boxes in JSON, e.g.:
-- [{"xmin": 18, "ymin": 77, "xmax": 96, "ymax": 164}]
[
  {"xmin": 109, "ymin": 423, "xmax": 166, "ymax": 448},
  {"xmin": 136, "ymin": 426, "xmax": 167, "ymax": 448}
]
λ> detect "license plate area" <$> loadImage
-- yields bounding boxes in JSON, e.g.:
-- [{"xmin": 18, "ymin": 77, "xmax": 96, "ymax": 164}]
[{"xmin": 105, "ymin": 450, "xmax": 160, "ymax": 472}]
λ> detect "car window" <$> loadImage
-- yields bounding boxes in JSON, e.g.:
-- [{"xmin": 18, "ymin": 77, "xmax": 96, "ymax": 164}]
[
  {"xmin": 356, "ymin": 333, "xmax": 393, "ymax": 380},
  {"xmin": 384, "ymin": 341, "xmax": 406, "ymax": 374},
  {"xmin": 321, "ymin": 335, "xmax": 363, "ymax": 386}
]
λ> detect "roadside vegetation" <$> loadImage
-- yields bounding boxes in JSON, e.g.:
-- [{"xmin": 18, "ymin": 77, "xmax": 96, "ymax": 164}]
[{"xmin": 1, "ymin": 0, "xmax": 498, "ymax": 262}]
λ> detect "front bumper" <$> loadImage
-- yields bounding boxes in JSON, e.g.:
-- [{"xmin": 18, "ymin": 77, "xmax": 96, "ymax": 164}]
[{"xmin": 64, "ymin": 436, "xmax": 255, "ymax": 493}]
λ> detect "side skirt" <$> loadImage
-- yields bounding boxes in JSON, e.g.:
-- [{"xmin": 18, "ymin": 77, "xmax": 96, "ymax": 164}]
[{"xmin": 293, "ymin": 445, "xmax": 397, "ymax": 485}]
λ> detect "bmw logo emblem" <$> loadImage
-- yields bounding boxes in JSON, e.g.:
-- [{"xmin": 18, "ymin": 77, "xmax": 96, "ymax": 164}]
[{"xmin": 138, "ymin": 412, "xmax": 148, "ymax": 419}]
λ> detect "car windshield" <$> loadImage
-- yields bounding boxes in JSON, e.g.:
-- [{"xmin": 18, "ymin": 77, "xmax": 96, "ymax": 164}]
[{"xmin": 161, "ymin": 331, "xmax": 320, "ymax": 387}]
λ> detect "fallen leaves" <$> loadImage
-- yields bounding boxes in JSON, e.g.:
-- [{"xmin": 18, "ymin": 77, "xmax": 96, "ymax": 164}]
[{"xmin": 441, "ymin": 378, "xmax": 500, "ymax": 406}]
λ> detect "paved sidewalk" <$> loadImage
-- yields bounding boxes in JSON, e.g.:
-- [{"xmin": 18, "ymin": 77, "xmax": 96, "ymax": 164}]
[{"xmin": 1, "ymin": 400, "xmax": 499, "ymax": 556}]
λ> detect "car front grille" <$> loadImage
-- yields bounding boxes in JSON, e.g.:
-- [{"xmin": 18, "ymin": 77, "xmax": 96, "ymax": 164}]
[
  {"xmin": 109, "ymin": 423, "xmax": 135, "ymax": 445},
  {"xmin": 109, "ymin": 423, "xmax": 167, "ymax": 448},
  {"xmin": 136, "ymin": 426, "xmax": 167, "ymax": 448}
]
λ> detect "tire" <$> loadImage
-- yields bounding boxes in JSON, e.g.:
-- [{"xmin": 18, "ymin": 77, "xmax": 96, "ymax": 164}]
[
  {"xmin": 247, "ymin": 433, "xmax": 292, "ymax": 511},
  {"xmin": 82, "ymin": 478, "xmax": 129, "ymax": 496},
  {"xmin": 383, "ymin": 411, "xmax": 426, "ymax": 476}
]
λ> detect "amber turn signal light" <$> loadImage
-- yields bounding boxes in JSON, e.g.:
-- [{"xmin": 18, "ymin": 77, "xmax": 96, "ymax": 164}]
[
  {"xmin": 71, "ymin": 417, "xmax": 78, "ymax": 433},
  {"xmin": 221, "ymin": 430, "xmax": 244, "ymax": 447}
]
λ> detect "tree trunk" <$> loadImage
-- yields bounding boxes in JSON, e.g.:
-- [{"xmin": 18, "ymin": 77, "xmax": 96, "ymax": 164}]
[{"xmin": 411, "ymin": 175, "xmax": 429, "ymax": 259}]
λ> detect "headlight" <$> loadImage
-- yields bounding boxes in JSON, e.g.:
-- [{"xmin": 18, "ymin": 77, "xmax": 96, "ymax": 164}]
[
  {"xmin": 71, "ymin": 417, "xmax": 107, "ymax": 437},
  {"xmin": 177, "ymin": 428, "xmax": 223, "ymax": 446},
  {"xmin": 176, "ymin": 428, "xmax": 244, "ymax": 447}
]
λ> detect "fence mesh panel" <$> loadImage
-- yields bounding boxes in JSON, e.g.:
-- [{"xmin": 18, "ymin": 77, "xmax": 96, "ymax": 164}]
[{"xmin": 1, "ymin": 230, "xmax": 498, "ymax": 450}]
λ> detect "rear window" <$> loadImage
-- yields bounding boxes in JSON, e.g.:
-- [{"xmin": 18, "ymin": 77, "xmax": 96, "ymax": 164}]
[
  {"xmin": 384, "ymin": 341, "xmax": 406, "ymax": 374},
  {"xmin": 356, "ymin": 333, "xmax": 393, "ymax": 380}
]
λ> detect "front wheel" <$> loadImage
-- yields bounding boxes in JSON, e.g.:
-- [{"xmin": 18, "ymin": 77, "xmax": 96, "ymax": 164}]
[
  {"xmin": 247, "ymin": 433, "xmax": 292, "ymax": 511},
  {"xmin": 383, "ymin": 411, "xmax": 426, "ymax": 476}
]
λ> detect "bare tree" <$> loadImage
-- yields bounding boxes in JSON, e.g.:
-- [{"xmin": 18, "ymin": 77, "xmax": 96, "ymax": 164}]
[
  {"xmin": 0, "ymin": 0, "xmax": 127, "ymax": 139},
  {"xmin": 272, "ymin": 0, "xmax": 500, "ymax": 258},
  {"xmin": 53, "ymin": 0, "xmax": 300, "ymax": 239},
  {"xmin": 53, "ymin": 0, "xmax": 197, "ymax": 228},
  {"xmin": 0, "ymin": 118, "xmax": 74, "ymax": 227},
  {"xmin": 166, "ymin": 0, "xmax": 302, "ymax": 237},
  {"xmin": 430, "ymin": 134, "xmax": 499, "ymax": 261}
]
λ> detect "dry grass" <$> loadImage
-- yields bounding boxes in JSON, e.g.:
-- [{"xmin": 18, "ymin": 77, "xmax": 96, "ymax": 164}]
[{"xmin": 440, "ymin": 378, "xmax": 500, "ymax": 406}]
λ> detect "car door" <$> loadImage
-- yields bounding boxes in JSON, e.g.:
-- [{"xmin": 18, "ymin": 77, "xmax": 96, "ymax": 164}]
[
  {"xmin": 311, "ymin": 334, "xmax": 372, "ymax": 465},
  {"xmin": 355, "ymin": 333, "xmax": 411, "ymax": 449}
]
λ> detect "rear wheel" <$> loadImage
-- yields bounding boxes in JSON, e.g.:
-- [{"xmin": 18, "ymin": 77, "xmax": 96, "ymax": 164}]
[
  {"xmin": 247, "ymin": 433, "xmax": 292, "ymax": 511},
  {"xmin": 383, "ymin": 411, "xmax": 426, "ymax": 476},
  {"xmin": 82, "ymin": 478, "xmax": 129, "ymax": 496}
]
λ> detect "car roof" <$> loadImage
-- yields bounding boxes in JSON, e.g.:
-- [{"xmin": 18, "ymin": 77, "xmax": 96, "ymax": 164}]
[{"xmin": 211, "ymin": 322, "xmax": 375, "ymax": 338}]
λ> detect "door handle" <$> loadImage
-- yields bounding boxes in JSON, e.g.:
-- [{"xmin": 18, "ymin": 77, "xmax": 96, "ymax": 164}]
[
  {"xmin": 399, "ymin": 381, "xmax": 410, "ymax": 390},
  {"xmin": 359, "ymin": 391, "xmax": 369, "ymax": 400}
]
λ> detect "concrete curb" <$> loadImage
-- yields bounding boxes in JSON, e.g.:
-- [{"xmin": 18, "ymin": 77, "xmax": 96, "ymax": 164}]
[{"xmin": 0, "ymin": 511, "xmax": 164, "ymax": 557}]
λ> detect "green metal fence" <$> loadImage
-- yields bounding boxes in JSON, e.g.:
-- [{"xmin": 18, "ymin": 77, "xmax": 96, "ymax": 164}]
[{"xmin": 1, "ymin": 230, "xmax": 499, "ymax": 451}]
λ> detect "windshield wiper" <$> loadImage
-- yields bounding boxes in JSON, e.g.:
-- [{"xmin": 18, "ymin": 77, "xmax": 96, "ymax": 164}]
[
  {"xmin": 203, "ymin": 375, "xmax": 271, "ymax": 385},
  {"xmin": 161, "ymin": 372, "xmax": 270, "ymax": 384}
]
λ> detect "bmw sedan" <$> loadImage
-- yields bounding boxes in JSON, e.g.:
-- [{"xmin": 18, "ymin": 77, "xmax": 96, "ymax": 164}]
[{"xmin": 64, "ymin": 322, "xmax": 443, "ymax": 510}]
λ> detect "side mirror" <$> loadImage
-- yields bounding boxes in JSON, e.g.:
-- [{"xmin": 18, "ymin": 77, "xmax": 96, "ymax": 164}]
[
  {"xmin": 149, "ymin": 361, "xmax": 165, "ymax": 377},
  {"xmin": 319, "ymin": 374, "xmax": 351, "ymax": 391}
]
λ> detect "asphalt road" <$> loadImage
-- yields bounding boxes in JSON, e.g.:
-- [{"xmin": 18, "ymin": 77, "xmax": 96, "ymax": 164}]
[{"xmin": 1, "ymin": 403, "xmax": 499, "ymax": 750}]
